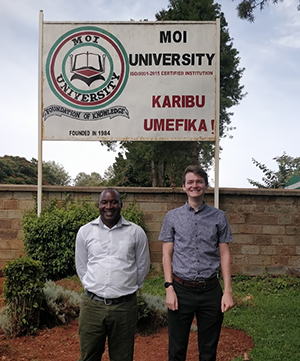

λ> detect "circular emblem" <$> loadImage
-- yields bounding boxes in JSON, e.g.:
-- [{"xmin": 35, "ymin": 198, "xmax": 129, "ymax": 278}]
[{"xmin": 46, "ymin": 26, "xmax": 129, "ymax": 110}]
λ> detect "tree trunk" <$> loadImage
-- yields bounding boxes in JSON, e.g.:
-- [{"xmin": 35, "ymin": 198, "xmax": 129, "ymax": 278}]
[
  {"xmin": 191, "ymin": 142, "xmax": 199, "ymax": 164},
  {"xmin": 151, "ymin": 160, "xmax": 165, "ymax": 187},
  {"xmin": 151, "ymin": 161, "xmax": 157, "ymax": 187}
]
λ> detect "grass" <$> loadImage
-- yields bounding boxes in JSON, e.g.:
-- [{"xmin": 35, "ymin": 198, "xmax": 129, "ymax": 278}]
[
  {"xmin": 141, "ymin": 272, "xmax": 300, "ymax": 361},
  {"xmin": 224, "ymin": 275, "xmax": 300, "ymax": 361},
  {"xmin": 141, "ymin": 271, "xmax": 165, "ymax": 298}
]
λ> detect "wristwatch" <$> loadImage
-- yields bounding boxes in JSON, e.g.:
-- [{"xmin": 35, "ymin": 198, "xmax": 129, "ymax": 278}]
[{"xmin": 164, "ymin": 282, "xmax": 173, "ymax": 288}]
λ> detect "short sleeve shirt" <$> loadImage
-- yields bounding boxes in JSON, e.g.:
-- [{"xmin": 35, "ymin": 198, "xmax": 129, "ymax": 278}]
[{"xmin": 159, "ymin": 202, "xmax": 233, "ymax": 280}]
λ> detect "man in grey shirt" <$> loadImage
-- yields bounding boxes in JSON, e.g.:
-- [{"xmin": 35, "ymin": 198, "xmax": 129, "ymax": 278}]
[
  {"xmin": 75, "ymin": 188, "xmax": 150, "ymax": 361},
  {"xmin": 159, "ymin": 165, "xmax": 234, "ymax": 361}
]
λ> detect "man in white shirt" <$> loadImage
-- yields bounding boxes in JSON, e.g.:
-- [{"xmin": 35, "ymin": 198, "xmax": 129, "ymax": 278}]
[{"xmin": 75, "ymin": 188, "xmax": 150, "ymax": 361}]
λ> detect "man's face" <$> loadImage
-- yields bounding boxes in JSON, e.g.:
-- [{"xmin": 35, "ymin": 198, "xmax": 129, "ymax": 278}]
[
  {"xmin": 182, "ymin": 172, "xmax": 207, "ymax": 200},
  {"xmin": 99, "ymin": 189, "xmax": 122, "ymax": 228}
]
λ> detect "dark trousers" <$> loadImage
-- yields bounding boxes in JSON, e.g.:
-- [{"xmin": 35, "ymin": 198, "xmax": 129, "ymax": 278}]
[
  {"xmin": 78, "ymin": 293, "xmax": 137, "ymax": 361},
  {"xmin": 168, "ymin": 281, "xmax": 223, "ymax": 361}
]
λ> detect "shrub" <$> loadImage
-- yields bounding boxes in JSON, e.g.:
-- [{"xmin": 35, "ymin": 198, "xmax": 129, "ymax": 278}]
[
  {"xmin": 22, "ymin": 196, "xmax": 99, "ymax": 280},
  {"xmin": 0, "ymin": 278, "xmax": 83, "ymax": 335},
  {"xmin": 137, "ymin": 292, "xmax": 167, "ymax": 335},
  {"xmin": 122, "ymin": 200, "xmax": 147, "ymax": 231},
  {"xmin": 41, "ymin": 280, "xmax": 82, "ymax": 328},
  {"xmin": 42, "ymin": 282, "xmax": 167, "ymax": 333},
  {"xmin": 0, "ymin": 270, "xmax": 168, "ymax": 337},
  {"xmin": 22, "ymin": 195, "xmax": 146, "ymax": 280},
  {"xmin": 2, "ymin": 256, "xmax": 45, "ymax": 336},
  {"xmin": 0, "ymin": 308, "xmax": 12, "ymax": 335}
]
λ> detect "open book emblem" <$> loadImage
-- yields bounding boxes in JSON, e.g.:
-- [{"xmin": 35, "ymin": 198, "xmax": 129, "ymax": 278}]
[{"xmin": 70, "ymin": 52, "xmax": 106, "ymax": 86}]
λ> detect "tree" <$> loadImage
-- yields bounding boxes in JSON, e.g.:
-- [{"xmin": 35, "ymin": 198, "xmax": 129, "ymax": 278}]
[
  {"xmin": 109, "ymin": 0, "xmax": 245, "ymax": 187},
  {"xmin": 73, "ymin": 172, "xmax": 106, "ymax": 186},
  {"xmin": 0, "ymin": 156, "xmax": 37, "ymax": 184},
  {"xmin": 234, "ymin": 0, "xmax": 300, "ymax": 22},
  {"xmin": 247, "ymin": 152, "xmax": 300, "ymax": 188},
  {"xmin": 111, "ymin": 142, "xmax": 214, "ymax": 187},
  {"xmin": 0, "ymin": 155, "xmax": 71, "ymax": 185},
  {"xmin": 157, "ymin": 0, "xmax": 245, "ymax": 138},
  {"xmin": 41, "ymin": 160, "xmax": 71, "ymax": 186},
  {"xmin": 102, "ymin": 166, "xmax": 116, "ymax": 186}
]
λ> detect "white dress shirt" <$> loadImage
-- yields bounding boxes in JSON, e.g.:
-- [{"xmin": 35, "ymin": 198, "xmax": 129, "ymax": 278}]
[{"xmin": 75, "ymin": 215, "xmax": 150, "ymax": 298}]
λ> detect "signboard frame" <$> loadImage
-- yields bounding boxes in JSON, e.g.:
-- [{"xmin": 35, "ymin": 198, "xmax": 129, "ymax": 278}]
[{"xmin": 38, "ymin": 11, "xmax": 220, "ymax": 214}]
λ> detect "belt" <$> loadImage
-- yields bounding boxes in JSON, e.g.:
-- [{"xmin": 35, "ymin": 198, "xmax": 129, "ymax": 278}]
[
  {"xmin": 85, "ymin": 291, "xmax": 135, "ymax": 305},
  {"xmin": 173, "ymin": 274, "xmax": 218, "ymax": 289}
]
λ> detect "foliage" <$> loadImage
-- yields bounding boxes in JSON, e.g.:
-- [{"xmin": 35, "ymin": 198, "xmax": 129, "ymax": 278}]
[
  {"xmin": 48, "ymin": 274, "xmax": 167, "ymax": 335},
  {"xmin": 41, "ymin": 280, "xmax": 82, "ymax": 327},
  {"xmin": 0, "ymin": 155, "xmax": 71, "ymax": 185},
  {"xmin": 234, "ymin": 0, "xmax": 300, "ymax": 22},
  {"xmin": 0, "ymin": 155, "xmax": 37, "ymax": 185},
  {"xmin": 0, "ymin": 308, "xmax": 11, "ymax": 335},
  {"xmin": 137, "ymin": 292, "xmax": 167, "ymax": 334},
  {"xmin": 41, "ymin": 160, "xmax": 71, "ymax": 186},
  {"xmin": 22, "ymin": 195, "xmax": 147, "ymax": 280},
  {"xmin": 111, "ymin": 142, "xmax": 212, "ymax": 187},
  {"xmin": 0, "ymin": 273, "xmax": 167, "ymax": 337},
  {"xmin": 111, "ymin": 150, "xmax": 152, "ymax": 187},
  {"xmin": 138, "ymin": 272, "xmax": 168, "ymax": 335},
  {"xmin": 156, "ymin": 0, "xmax": 245, "ymax": 137},
  {"xmin": 22, "ymin": 196, "xmax": 99, "ymax": 280},
  {"xmin": 0, "ymin": 278, "xmax": 83, "ymax": 335},
  {"xmin": 225, "ymin": 275, "xmax": 300, "ymax": 360},
  {"xmin": 74, "ymin": 171, "xmax": 106, "ymax": 186},
  {"xmin": 121, "ymin": 200, "xmax": 147, "ymax": 231},
  {"xmin": 2, "ymin": 256, "xmax": 46, "ymax": 336},
  {"xmin": 73, "ymin": 167, "xmax": 116, "ymax": 186},
  {"xmin": 247, "ymin": 152, "xmax": 300, "ymax": 188},
  {"xmin": 141, "ymin": 272, "xmax": 166, "ymax": 298},
  {"xmin": 106, "ymin": 0, "xmax": 245, "ymax": 187},
  {"xmin": 102, "ymin": 165, "xmax": 116, "ymax": 186}
]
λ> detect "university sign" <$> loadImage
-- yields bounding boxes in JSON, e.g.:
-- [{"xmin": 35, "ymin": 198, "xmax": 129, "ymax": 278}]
[{"xmin": 40, "ymin": 18, "xmax": 220, "ymax": 141}]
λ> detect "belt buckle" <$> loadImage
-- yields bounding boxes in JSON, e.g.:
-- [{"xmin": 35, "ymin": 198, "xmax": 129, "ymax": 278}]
[
  {"xmin": 104, "ymin": 298, "xmax": 113, "ymax": 306},
  {"xmin": 197, "ymin": 280, "xmax": 206, "ymax": 288}
]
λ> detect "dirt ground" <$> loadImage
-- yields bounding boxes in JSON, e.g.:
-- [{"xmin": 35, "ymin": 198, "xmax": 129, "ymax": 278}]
[{"xmin": 0, "ymin": 278, "xmax": 254, "ymax": 361}]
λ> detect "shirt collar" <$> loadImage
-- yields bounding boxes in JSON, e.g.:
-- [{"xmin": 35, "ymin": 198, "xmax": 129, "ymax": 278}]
[
  {"xmin": 92, "ymin": 215, "xmax": 131, "ymax": 228},
  {"xmin": 184, "ymin": 201, "xmax": 206, "ymax": 212}
]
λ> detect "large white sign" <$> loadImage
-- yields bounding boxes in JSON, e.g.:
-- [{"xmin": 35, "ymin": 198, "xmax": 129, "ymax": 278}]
[{"xmin": 41, "ymin": 21, "xmax": 219, "ymax": 141}]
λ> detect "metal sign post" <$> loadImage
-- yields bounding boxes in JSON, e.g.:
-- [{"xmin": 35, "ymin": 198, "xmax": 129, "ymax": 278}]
[
  {"xmin": 214, "ymin": 18, "xmax": 220, "ymax": 209},
  {"xmin": 38, "ymin": 11, "xmax": 44, "ymax": 216}
]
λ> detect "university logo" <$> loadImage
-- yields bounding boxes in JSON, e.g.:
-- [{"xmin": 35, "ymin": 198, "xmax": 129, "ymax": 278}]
[
  {"xmin": 44, "ymin": 26, "xmax": 129, "ymax": 118},
  {"xmin": 69, "ymin": 51, "xmax": 106, "ymax": 86}
]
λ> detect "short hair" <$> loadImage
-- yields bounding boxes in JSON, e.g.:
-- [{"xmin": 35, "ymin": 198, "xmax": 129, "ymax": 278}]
[
  {"xmin": 99, "ymin": 188, "xmax": 123, "ymax": 208},
  {"xmin": 182, "ymin": 165, "xmax": 208, "ymax": 186}
]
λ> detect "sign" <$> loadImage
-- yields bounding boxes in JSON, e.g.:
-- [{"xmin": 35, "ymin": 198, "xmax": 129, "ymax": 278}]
[
  {"xmin": 41, "ymin": 21, "xmax": 219, "ymax": 141},
  {"xmin": 285, "ymin": 175, "xmax": 300, "ymax": 189}
]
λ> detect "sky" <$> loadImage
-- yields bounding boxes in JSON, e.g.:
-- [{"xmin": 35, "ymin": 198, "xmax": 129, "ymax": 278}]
[{"xmin": 1, "ymin": 0, "xmax": 299, "ymax": 188}]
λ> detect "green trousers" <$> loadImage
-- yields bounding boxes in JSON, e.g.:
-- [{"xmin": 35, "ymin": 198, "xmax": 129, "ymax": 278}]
[{"xmin": 78, "ymin": 293, "xmax": 137, "ymax": 361}]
